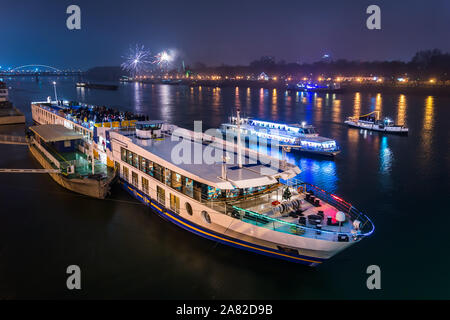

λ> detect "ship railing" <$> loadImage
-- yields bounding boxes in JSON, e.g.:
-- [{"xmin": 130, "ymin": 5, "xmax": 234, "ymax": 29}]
[
  {"xmin": 198, "ymin": 191, "xmax": 370, "ymax": 242},
  {"xmin": 282, "ymin": 178, "xmax": 375, "ymax": 237},
  {"xmin": 229, "ymin": 205, "xmax": 351, "ymax": 242},
  {"xmin": 200, "ymin": 197, "xmax": 229, "ymax": 215},
  {"xmin": 59, "ymin": 158, "xmax": 106, "ymax": 175},
  {"xmin": 30, "ymin": 138, "xmax": 61, "ymax": 169}
]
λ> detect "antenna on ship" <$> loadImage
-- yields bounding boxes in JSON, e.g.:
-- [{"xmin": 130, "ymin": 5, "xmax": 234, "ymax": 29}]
[{"xmin": 236, "ymin": 106, "xmax": 243, "ymax": 168}]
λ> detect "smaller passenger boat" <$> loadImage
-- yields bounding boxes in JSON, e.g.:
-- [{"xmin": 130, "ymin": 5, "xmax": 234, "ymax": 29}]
[
  {"xmin": 344, "ymin": 111, "xmax": 408, "ymax": 134},
  {"xmin": 286, "ymin": 82, "xmax": 343, "ymax": 93},
  {"xmin": 221, "ymin": 117, "xmax": 341, "ymax": 157}
]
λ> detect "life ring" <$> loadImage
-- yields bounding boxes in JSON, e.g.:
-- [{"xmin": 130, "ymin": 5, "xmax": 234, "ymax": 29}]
[{"xmin": 297, "ymin": 186, "xmax": 304, "ymax": 193}]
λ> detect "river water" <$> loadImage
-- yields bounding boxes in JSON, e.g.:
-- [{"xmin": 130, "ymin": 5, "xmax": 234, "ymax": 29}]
[{"xmin": 0, "ymin": 77, "xmax": 449, "ymax": 299}]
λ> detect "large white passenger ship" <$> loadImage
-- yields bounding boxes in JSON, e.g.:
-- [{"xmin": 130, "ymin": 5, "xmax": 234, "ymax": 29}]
[{"xmin": 31, "ymin": 101, "xmax": 374, "ymax": 266}]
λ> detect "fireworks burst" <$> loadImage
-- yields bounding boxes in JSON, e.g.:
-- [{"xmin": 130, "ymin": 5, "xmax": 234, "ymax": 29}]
[
  {"xmin": 121, "ymin": 45, "xmax": 153, "ymax": 76},
  {"xmin": 153, "ymin": 50, "xmax": 175, "ymax": 69}
]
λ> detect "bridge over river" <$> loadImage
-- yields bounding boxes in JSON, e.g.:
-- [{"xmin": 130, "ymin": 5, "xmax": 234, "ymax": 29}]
[{"xmin": 0, "ymin": 64, "xmax": 83, "ymax": 77}]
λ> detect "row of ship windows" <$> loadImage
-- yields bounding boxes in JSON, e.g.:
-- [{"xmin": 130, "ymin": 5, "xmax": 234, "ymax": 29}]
[
  {"xmin": 119, "ymin": 147, "xmax": 272, "ymax": 201},
  {"xmin": 120, "ymin": 147, "xmax": 235, "ymax": 201},
  {"xmin": 117, "ymin": 161, "xmax": 212, "ymax": 224}
]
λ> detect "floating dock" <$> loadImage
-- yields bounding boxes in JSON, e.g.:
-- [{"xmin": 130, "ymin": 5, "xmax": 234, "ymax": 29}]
[{"xmin": 0, "ymin": 81, "xmax": 25, "ymax": 125}]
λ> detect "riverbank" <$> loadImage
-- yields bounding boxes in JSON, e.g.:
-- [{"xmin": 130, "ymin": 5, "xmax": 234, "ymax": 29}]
[{"xmin": 121, "ymin": 78, "xmax": 450, "ymax": 95}]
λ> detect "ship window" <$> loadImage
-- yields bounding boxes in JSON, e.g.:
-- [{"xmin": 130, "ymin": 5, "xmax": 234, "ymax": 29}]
[
  {"xmin": 171, "ymin": 172, "xmax": 182, "ymax": 191},
  {"xmin": 157, "ymin": 186, "xmax": 165, "ymax": 205},
  {"xmin": 164, "ymin": 168, "xmax": 172, "ymax": 186},
  {"xmin": 132, "ymin": 171, "xmax": 138, "ymax": 187},
  {"xmin": 193, "ymin": 181, "xmax": 202, "ymax": 201},
  {"xmin": 185, "ymin": 202, "xmax": 193, "ymax": 215},
  {"xmin": 183, "ymin": 178, "xmax": 194, "ymax": 198},
  {"xmin": 170, "ymin": 194, "xmax": 180, "ymax": 214},
  {"xmin": 132, "ymin": 153, "xmax": 139, "ymax": 168},
  {"xmin": 127, "ymin": 150, "xmax": 133, "ymax": 165},
  {"xmin": 139, "ymin": 156, "xmax": 146, "ymax": 172},
  {"xmin": 123, "ymin": 166, "xmax": 129, "ymax": 182},
  {"xmin": 153, "ymin": 163, "xmax": 164, "ymax": 183},
  {"xmin": 142, "ymin": 177, "xmax": 149, "ymax": 194},
  {"xmin": 202, "ymin": 211, "xmax": 211, "ymax": 224},
  {"xmin": 146, "ymin": 160, "xmax": 154, "ymax": 177}
]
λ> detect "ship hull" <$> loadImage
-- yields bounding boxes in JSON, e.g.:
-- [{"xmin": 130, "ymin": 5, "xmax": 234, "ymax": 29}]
[
  {"xmin": 285, "ymin": 145, "xmax": 341, "ymax": 157},
  {"xmin": 119, "ymin": 179, "xmax": 355, "ymax": 267}
]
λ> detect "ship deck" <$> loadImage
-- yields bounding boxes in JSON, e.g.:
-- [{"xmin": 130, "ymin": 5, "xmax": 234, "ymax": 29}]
[
  {"xmin": 121, "ymin": 130, "xmax": 300, "ymax": 189},
  {"xmin": 229, "ymin": 187, "xmax": 354, "ymax": 237}
]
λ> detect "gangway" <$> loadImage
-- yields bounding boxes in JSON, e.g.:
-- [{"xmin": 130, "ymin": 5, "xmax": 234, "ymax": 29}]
[{"xmin": 0, "ymin": 134, "xmax": 28, "ymax": 145}]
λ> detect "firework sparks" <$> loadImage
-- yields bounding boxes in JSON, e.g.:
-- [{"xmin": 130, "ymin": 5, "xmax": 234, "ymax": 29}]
[
  {"xmin": 154, "ymin": 50, "xmax": 175, "ymax": 68},
  {"xmin": 121, "ymin": 45, "xmax": 153, "ymax": 76}
]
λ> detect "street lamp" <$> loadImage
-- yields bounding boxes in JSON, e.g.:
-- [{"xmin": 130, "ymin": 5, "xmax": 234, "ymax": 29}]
[{"xmin": 52, "ymin": 81, "xmax": 58, "ymax": 102}]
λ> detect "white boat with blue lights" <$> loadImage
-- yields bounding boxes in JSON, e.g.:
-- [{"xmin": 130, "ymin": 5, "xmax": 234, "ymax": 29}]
[
  {"xmin": 345, "ymin": 111, "xmax": 408, "ymax": 135},
  {"xmin": 286, "ymin": 81, "xmax": 342, "ymax": 93},
  {"xmin": 221, "ymin": 117, "xmax": 341, "ymax": 157},
  {"xmin": 31, "ymin": 100, "xmax": 374, "ymax": 266}
]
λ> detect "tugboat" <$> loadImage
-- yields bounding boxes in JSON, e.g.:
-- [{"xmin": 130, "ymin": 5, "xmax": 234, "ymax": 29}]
[
  {"xmin": 344, "ymin": 111, "xmax": 408, "ymax": 134},
  {"xmin": 221, "ymin": 117, "xmax": 341, "ymax": 157}
]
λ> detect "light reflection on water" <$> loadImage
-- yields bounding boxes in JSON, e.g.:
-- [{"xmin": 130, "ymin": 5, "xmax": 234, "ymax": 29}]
[
  {"xmin": 379, "ymin": 136, "xmax": 393, "ymax": 176},
  {"xmin": 245, "ymin": 140, "xmax": 338, "ymax": 193},
  {"xmin": 157, "ymin": 83, "xmax": 171, "ymax": 121},
  {"xmin": 397, "ymin": 94, "xmax": 407, "ymax": 125},
  {"xmin": 133, "ymin": 81, "xmax": 144, "ymax": 113},
  {"xmin": 353, "ymin": 92, "xmax": 361, "ymax": 118},
  {"xmin": 421, "ymin": 95, "xmax": 435, "ymax": 157},
  {"xmin": 373, "ymin": 93, "xmax": 382, "ymax": 114},
  {"xmin": 297, "ymin": 158, "xmax": 337, "ymax": 193},
  {"xmin": 11, "ymin": 79, "xmax": 438, "ymax": 192},
  {"xmin": 314, "ymin": 95, "xmax": 323, "ymax": 122},
  {"xmin": 332, "ymin": 98, "xmax": 341, "ymax": 123},
  {"xmin": 270, "ymin": 88, "xmax": 277, "ymax": 117}
]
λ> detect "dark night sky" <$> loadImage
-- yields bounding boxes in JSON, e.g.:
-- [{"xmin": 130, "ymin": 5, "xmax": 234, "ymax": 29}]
[{"xmin": 1, "ymin": 0, "xmax": 449, "ymax": 69}]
